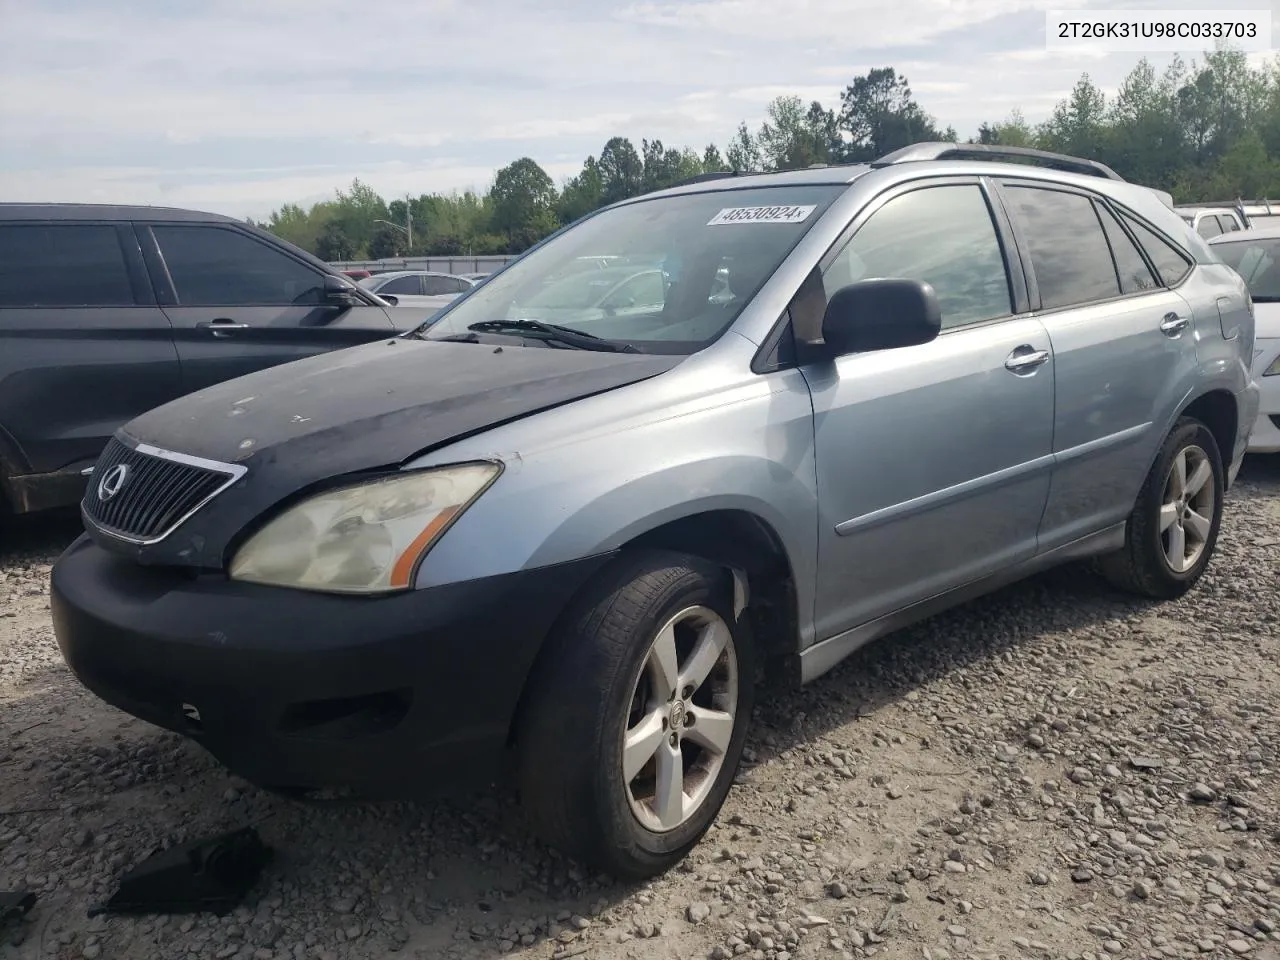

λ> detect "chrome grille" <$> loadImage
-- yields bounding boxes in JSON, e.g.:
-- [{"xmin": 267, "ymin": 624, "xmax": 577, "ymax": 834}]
[{"xmin": 82, "ymin": 437, "xmax": 244, "ymax": 543}]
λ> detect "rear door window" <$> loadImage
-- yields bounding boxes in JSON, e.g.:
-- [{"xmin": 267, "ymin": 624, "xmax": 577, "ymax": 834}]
[
  {"xmin": 1196, "ymin": 216, "xmax": 1223, "ymax": 239},
  {"xmin": 0, "ymin": 224, "xmax": 135, "ymax": 307},
  {"xmin": 376, "ymin": 275, "xmax": 423, "ymax": 295},
  {"xmin": 1003, "ymin": 185, "xmax": 1120, "ymax": 309},
  {"xmin": 421, "ymin": 275, "xmax": 462, "ymax": 295},
  {"xmin": 152, "ymin": 225, "xmax": 326, "ymax": 306}
]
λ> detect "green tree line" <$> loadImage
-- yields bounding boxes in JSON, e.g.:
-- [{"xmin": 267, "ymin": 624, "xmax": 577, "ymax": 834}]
[{"xmin": 259, "ymin": 47, "xmax": 1280, "ymax": 261}]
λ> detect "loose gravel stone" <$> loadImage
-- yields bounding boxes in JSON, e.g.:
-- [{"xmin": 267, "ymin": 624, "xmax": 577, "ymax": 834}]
[{"xmin": 2, "ymin": 461, "xmax": 1278, "ymax": 959}]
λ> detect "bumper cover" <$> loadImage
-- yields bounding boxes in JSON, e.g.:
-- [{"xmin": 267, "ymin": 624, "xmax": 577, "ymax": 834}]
[
  {"xmin": 51, "ymin": 535, "xmax": 613, "ymax": 798},
  {"xmin": 1248, "ymin": 340, "xmax": 1279, "ymax": 454}
]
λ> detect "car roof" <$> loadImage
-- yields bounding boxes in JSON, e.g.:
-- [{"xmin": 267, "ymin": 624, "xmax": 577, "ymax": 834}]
[
  {"xmin": 0, "ymin": 202, "xmax": 241, "ymax": 223},
  {"xmin": 369, "ymin": 270, "xmax": 460, "ymax": 280},
  {"xmin": 1178, "ymin": 206, "xmax": 1240, "ymax": 216},
  {"xmin": 630, "ymin": 155, "xmax": 1166, "ymax": 212},
  {"xmin": 1209, "ymin": 225, "xmax": 1280, "ymax": 243}
]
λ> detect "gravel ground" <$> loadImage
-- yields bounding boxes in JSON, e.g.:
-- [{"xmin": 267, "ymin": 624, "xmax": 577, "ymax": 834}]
[{"xmin": 2, "ymin": 457, "xmax": 1278, "ymax": 960}]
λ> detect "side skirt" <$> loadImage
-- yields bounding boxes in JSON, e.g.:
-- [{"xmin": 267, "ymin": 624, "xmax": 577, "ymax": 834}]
[{"xmin": 796, "ymin": 522, "xmax": 1127, "ymax": 685}]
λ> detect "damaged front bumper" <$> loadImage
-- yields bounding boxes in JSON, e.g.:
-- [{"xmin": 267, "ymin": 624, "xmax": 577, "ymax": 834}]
[{"xmin": 50, "ymin": 534, "xmax": 612, "ymax": 798}]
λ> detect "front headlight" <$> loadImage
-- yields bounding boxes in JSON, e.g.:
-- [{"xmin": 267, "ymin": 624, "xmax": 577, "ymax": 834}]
[
  {"xmin": 1265, "ymin": 353, "xmax": 1280, "ymax": 376},
  {"xmin": 229, "ymin": 463, "xmax": 500, "ymax": 594}
]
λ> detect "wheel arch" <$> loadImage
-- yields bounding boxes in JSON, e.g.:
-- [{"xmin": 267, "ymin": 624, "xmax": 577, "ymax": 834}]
[
  {"xmin": 0, "ymin": 422, "xmax": 29, "ymax": 517},
  {"xmin": 1176, "ymin": 388, "xmax": 1237, "ymax": 477},
  {"xmin": 504, "ymin": 507, "xmax": 802, "ymax": 750}
]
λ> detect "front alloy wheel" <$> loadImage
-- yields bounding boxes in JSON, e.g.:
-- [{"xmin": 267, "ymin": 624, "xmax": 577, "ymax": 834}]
[
  {"xmin": 517, "ymin": 550, "xmax": 755, "ymax": 879},
  {"xmin": 623, "ymin": 605, "xmax": 738, "ymax": 833}
]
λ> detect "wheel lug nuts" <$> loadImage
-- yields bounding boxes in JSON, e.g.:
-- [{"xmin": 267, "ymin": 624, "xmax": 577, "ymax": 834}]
[{"xmin": 669, "ymin": 733, "xmax": 679, "ymax": 747}]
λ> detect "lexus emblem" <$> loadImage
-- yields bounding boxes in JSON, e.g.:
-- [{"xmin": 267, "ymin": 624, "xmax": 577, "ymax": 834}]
[{"xmin": 97, "ymin": 463, "xmax": 130, "ymax": 501}]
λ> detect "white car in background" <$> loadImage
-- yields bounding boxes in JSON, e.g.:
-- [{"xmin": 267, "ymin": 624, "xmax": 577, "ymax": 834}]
[
  {"xmin": 1177, "ymin": 205, "xmax": 1247, "ymax": 240},
  {"xmin": 358, "ymin": 270, "xmax": 478, "ymax": 312},
  {"xmin": 1210, "ymin": 228, "xmax": 1280, "ymax": 453}
]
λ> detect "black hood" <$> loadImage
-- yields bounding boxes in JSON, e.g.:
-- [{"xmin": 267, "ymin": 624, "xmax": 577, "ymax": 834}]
[{"xmin": 98, "ymin": 338, "xmax": 682, "ymax": 568}]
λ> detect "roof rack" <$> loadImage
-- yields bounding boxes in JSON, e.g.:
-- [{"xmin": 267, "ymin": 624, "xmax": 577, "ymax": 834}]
[
  {"xmin": 1174, "ymin": 199, "xmax": 1253, "ymax": 227},
  {"xmin": 1185, "ymin": 198, "xmax": 1279, "ymax": 215},
  {"xmin": 871, "ymin": 142, "xmax": 1125, "ymax": 182}
]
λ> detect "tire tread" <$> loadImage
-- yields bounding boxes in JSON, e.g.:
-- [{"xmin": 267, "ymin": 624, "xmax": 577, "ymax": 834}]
[
  {"xmin": 516, "ymin": 549, "xmax": 744, "ymax": 878},
  {"xmin": 1097, "ymin": 416, "xmax": 1223, "ymax": 599}
]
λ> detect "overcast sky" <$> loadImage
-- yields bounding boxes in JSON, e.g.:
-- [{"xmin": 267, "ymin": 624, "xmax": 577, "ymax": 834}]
[{"xmin": 0, "ymin": 0, "xmax": 1274, "ymax": 219}]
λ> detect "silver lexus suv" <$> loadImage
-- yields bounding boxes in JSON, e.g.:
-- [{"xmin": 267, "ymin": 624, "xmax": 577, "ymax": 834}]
[{"xmin": 51, "ymin": 142, "xmax": 1260, "ymax": 880}]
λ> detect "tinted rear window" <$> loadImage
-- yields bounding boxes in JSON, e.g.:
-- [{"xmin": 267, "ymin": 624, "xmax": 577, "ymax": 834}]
[
  {"xmin": 1004, "ymin": 186, "xmax": 1121, "ymax": 309},
  {"xmin": 0, "ymin": 224, "xmax": 134, "ymax": 307}
]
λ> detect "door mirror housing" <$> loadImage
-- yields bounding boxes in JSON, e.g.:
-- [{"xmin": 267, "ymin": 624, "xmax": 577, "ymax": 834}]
[
  {"xmin": 820, "ymin": 278, "xmax": 942, "ymax": 357},
  {"xmin": 323, "ymin": 274, "xmax": 363, "ymax": 307}
]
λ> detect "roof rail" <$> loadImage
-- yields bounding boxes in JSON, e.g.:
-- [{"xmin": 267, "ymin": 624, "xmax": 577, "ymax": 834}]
[
  {"xmin": 871, "ymin": 142, "xmax": 1125, "ymax": 181},
  {"xmin": 1184, "ymin": 198, "xmax": 1280, "ymax": 212}
]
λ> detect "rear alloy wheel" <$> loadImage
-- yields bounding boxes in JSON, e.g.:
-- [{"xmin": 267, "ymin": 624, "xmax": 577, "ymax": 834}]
[
  {"xmin": 1097, "ymin": 417, "xmax": 1225, "ymax": 599},
  {"xmin": 516, "ymin": 550, "xmax": 754, "ymax": 879},
  {"xmin": 1158, "ymin": 443, "xmax": 1216, "ymax": 574}
]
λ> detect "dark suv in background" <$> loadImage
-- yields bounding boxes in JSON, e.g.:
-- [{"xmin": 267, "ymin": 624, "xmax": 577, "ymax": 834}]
[{"xmin": 0, "ymin": 204, "xmax": 437, "ymax": 517}]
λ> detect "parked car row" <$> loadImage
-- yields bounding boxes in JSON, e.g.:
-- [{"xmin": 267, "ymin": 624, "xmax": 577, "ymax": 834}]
[
  {"xmin": 1206, "ymin": 227, "xmax": 1280, "ymax": 453},
  {"xmin": 0, "ymin": 205, "xmax": 447, "ymax": 515},
  {"xmin": 357, "ymin": 269, "xmax": 480, "ymax": 312},
  {"xmin": 44, "ymin": 142, "xmax": 1261, "ymax": 881}
]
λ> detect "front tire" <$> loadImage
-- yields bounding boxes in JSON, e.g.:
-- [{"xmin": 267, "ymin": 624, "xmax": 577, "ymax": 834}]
[
  {"xmin": 1097, "ymin": 416, "xmax": 1225, "ymax": 599},
  {"xmin": 516, "ymin": 550, "xmax": 754, "ymax": 880}
]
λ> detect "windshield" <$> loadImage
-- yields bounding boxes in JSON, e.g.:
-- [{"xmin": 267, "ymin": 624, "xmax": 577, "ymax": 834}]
[
  {"xmin": 1212, "ymin": 237, "xmax": 1280, "ymax": 300},
  {"xmin": 419, "ymin": 184, "xmax": 845, "ymax": 353}
]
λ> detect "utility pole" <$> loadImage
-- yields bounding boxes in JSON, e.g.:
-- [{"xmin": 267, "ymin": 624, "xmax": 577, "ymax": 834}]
[
  {"xmin": 373, "ymin": 216, "xmax": 412, "ymax": 256},
  {"xmin": 404, "ymin": 193, "xmax": 413, "ymax": 250}
]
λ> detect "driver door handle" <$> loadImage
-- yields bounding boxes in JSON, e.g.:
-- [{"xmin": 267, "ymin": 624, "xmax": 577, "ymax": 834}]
[
  {"xmin": 1159, "ymin": 312, "xmax": 1190, "ymax": 337},
  {"xmin": 1004, "ymin": 345, "xmax": 1050, "ymax": 373},
  {"xmin": 198, "ymin": 318, "xmax": 251, "ymax": 338}
]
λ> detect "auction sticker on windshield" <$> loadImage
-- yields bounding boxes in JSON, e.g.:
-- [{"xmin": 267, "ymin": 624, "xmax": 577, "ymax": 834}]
[{"xmin": 707, "ymin": 205, "xmax": 816, "ymax": 226}]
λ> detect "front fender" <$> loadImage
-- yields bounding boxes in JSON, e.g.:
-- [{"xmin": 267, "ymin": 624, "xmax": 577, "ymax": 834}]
[{"xmin": 410, "ymin": 365, "xmax": 820, "ymax": 641}]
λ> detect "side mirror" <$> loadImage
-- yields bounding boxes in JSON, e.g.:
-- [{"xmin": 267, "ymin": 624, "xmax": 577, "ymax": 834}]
[
  {"xmin": 323, "ymin": 274, "xmax": 362, "ymax": 307},
  {"xmin": 820, "ymin": 278, "xmax": 941, "ymax": 357},
  {"xmin": 378, "ymin": 293, "xmax": 399, "ymax": 306}
]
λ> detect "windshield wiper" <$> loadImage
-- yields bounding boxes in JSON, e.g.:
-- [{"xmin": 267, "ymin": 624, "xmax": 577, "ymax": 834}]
[{"xmin": 462, "ymin": 319, "xmax": 638, "ymax": 352}]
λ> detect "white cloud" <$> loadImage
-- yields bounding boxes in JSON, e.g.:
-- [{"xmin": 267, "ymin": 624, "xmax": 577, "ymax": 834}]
[
  {"xmin": 0, "ymin": 0, "xmax": 1266, "ymax": 217},
  {"xmin": 617, "ymin": 0, "xmax": 1093, "ymax": 47},
  {"xmin": 727, "ymin": 86, "xmax": 842, "ymax": 103}
]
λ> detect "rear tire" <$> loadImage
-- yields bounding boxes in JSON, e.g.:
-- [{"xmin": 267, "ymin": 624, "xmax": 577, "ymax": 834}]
[
  {"xmin": 1096, "ymin": 417, "xmax": 1224, "ymax": 599},
  {"xmin": 516, "ymin": 549, "xmax": 754, "ymax": 880}
]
